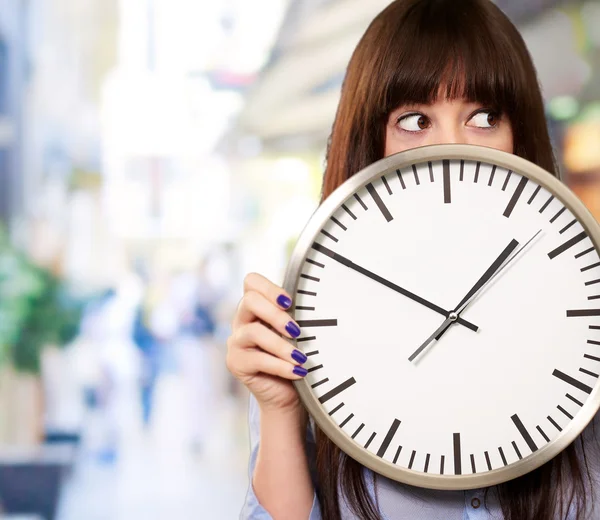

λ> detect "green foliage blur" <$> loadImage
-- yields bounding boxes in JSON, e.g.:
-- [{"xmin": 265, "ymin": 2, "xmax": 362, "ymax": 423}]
[{"xmin": 0, "ymin": 226, "xmax": 84, "ymax": 373}]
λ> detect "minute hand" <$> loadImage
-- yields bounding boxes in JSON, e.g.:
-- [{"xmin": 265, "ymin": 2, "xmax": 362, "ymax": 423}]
[
  {"xmin": 408, "ymin": 229, "xmax": 543, "ymax": 362},
  {"xmin": 435, "ymin": 229, "xmax": 543, "ymax": 342},
  {"xmin": 311, "ymin": 242, "xmax": 478, "ymax": 332}
]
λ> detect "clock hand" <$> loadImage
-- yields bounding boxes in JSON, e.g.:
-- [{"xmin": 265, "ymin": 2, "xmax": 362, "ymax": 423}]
[
  {"xmin": 312, "ymin": 242, "xmax": 479, "ymax": 332},
  {"xmin": 431, "ymin": 237, "xmax": 519, "ymax": 343},
  {"xmin": 408, "ymin": 229, "xmax": 543, "ymax": 362}
]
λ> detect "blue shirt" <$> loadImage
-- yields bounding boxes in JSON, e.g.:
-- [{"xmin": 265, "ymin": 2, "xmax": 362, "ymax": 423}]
[{"xmin": 241, "ymin": 395, "xmax": 600, "ymax": 519}]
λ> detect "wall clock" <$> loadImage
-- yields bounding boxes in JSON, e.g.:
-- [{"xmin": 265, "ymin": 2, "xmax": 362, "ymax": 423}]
[{"xmin": 283, "ymin": 144, "xmax": 600, "ymax": 489}]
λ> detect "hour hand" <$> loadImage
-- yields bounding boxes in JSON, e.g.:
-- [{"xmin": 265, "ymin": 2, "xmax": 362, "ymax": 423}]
[{"xmin": 311, "ymin": 242, "xmax": 478, "ymax": 332}]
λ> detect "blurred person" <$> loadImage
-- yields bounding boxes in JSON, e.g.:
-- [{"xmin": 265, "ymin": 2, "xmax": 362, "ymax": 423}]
[
  {"xmin": 132, "ymin": 300, "xmax": 161, "ymax": 428},
  {"xmin": 77, "ymin": 279, "xmax": 142, "ymax": 462},
  {"xmin": 226, "ymin": 1, "xmax": 598, "ymax": 519},
  {"xmin": 171, "ymin": 266, "xmax": 219, "ymax": 452}
]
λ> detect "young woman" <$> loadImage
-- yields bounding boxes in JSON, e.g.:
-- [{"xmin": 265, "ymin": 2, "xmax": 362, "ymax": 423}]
[{"xmin": 226, "ymin": 0, "xmax": 599, "ymax": 518}]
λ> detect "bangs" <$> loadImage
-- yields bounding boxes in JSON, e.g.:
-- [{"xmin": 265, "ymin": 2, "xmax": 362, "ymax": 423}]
[{"xmin": 380, "ymin": 0, "xmax": 520, "ymax": 116}]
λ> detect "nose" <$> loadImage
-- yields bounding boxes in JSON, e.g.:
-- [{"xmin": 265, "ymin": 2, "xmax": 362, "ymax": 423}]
[{"xmin": 433, "ymin": 124, "xmax": 466, "ymax": 145}]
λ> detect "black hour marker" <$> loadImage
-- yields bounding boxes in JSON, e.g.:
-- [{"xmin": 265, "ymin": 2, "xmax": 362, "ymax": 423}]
[
  {"xmin": 512, "ymin": 441, "xmax": 522, "ymax": 460},
  {"xmin": 582, "ymin": 262, "xmax": 600, "ymax": 273},
  {"xmin": 590, "ymin": 325, "xmax": 600, "ymax": 330},
  {"xmin": 301, "ymin": 274, "xmax": 320, "ymax": 282},
  {"xmin": 557, "ymin": 405, "xmax": 573, "ymax": 419},
  {"xmin": 440, "ymin": 455, "xmax": 445, "ymax": 475},
  {"xmin": 584, "ymin": 354, "xmax": 600, "ymax": 362},
  {"xmin": 460, "ymin": 160, "xmax": 465, "ymax": 181},
  {"xmin": 550, "ymin": 206, "xmax": 566, "ymax": 223},
  {"xmin": 511, "ymin": 414, "xmax": 538, "ymax": 452},
  {"xmin": 296, "ymin": 336, "xmax": 316, "ymax": 342},
  {"xmin": 311, "ymin": 378, "xmax": 329, "ymax": 389},
  {"xmin": 579, "ymin": 367, "xmax": 599, "ymax": 378},
  {"xmin": 502, "ymin": 170, "xmax": 513, "ymax": 191},
  {"xmin": 296, "ymin": 306, "xmax": 315, "ymax": 311},
  {"xmin": 320, "ymin": 230, "xmax": 338, "ymax": 243},
  {"xmin": 484, "ymin": 451, "xmax": 492, "ymax": 471},
  {"xmin": 306, "ymin": 258, "xmax": 325, "ymax": 268},
  {"xmin": 342, "ymin": 204, "xmax": 357, "ymax": 220},
  {"xmin": 298, "ymin": 290, "xmax": 317, "ymax": 296},
  {"xmin": 354, "ymin": 193, "xmax": 367, "ymax": 210},
  {"xmin": 548, "ymin": 415, "xmax": 562, "ymax": 432},
  {"xmin": 552, "ymin": 369, "xmax": 593, "ymax": 394},
  {"xmin": 567, "ymin": 309, "xmax": 600, "ymax": 317},
  {"xmin": 498, "ymin": 447, "xmax": 507, "ymax": 466},
  {"xmin": 566, "ymin": 393, "xmax": 584, "ymax": 406},
  {"xmin": 453, "ymin": 433, "xmax": 462, "ymax": 475},
  {"xmin": 396, "ymin": 169, "xmax": 406, "ymax": 189},
  {"xmin": 296, "ymin": 319, "xmax": 337, "ymax": 327},
  {"xmin": 504, "ymin": 176, "xmax": 528, "ymax": 218},
  {"xmin": 366, "ymin": 183, "xmax": 393, "ymax": 222},
  {"xmin": 393, "ymin": 446, "xmax": 403, "ymax": 464},
  {"xmin": 586, "ymin": 279, "xmax": 600, "ymax": 286},
  {"xmin": 488, "ymin": 165, "xmax": 497, "ymax": 186},
  {"xmin": 340, "ymin": 413, "xmax": 354, "ymax": 428},
  {"xmin": 331, "ymin": 217, "xmax": 347, "ymax": 231},
  {"xmin": 588, "ymin": 339, "xmax": 600, "ymax": 346},
  {"xmin": 443, "ymin": 159, "xmax": 451, "ymax": 203},
  {"xmin": 474, "ymin": 162, "xmax": 481, "ymax": 183},
  {"xmin": 305, "ymin": 350, "xmax": 319, "ymax": 357},
  {"xmin": 377, "ymin": 419, "xmax": 401, "ymax": 458},
  {"xmin": 528, "ymin": 185, "xmax": 542, "ymax": 204},
  {"xmin": 424, "ymin": 454, "xmax": 430, "ymax": 473},
  {"xmin": 412, "ymin": 164, "xmax": 421, "ymax": 185},
  {"xmin": 351, "ymin": 423, "xmax": 365, "ymax": 439},
  {"xmin": 470, "ymin": 454, "xmax": 476, "ymax": 474},
  {"xmin": 408, "ymin": 450, "xmax": 416, "ymax": 469},
  {"xmin": 364, "ymin": 433, "xmax": 376, "ymax": 449},
  {"xmin": 428, "ymin": 162, "xmax": 435, "ymax": 182},
  {"xmin": 307, "ymin": 364, "xmax": 323, "ymax": 373},
  {"xmin": 576, "ymin": 247, "xmax": 595, "ymax": 259},
  {"xmin": 560, "ymin": 219, "xmax": 577, "ymax": 235},
  {"xmin": 329, "ymin": 402, "xmax": 344, "ymax": 416},
  {"xmin": 382, "ymin": 176, "xmax": 392, "ymax": 195},
  {"xmin": 540, "ymin": 195, "xmax": 554, "ymax": 213},
  {"xmin": 536, "ymin": 425, "xmax": 550, "ymax": 442},
  {"xmin": 588, "ymin": 296, "xmax": 600, "ymax": 301},
  {"xmin": 549, "ymin": 232, "xmax": 587, "ymax": 259},
  {"xmin": 318, "ymin": 377, "xmax": 357, "ymax": 404}
]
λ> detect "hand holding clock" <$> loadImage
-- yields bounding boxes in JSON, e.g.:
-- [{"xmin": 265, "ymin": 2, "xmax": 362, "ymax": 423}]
[{"xmin": 226, "ymin": 272, "xmax": 309, "ymax": 414}]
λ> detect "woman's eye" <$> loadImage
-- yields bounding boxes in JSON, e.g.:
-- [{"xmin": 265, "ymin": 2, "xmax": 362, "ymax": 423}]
[
  {"xmin": 398, "ymin": 114, "xmax": 430, "ymax": 132},
  {"xmin": 468, "ymin": 110, "xmax": 499, "ymax": 129}
]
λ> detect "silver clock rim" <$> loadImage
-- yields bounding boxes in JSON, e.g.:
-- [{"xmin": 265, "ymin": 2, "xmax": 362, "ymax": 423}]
[{"xmin": 283, "ymin": 143, "xmax": 600, "ymax": 490}]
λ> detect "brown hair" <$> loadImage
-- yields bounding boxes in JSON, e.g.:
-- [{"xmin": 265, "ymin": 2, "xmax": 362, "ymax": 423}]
[{"xmin": 317, "ymin": 0, "xmax": 592, "ymax": 519}]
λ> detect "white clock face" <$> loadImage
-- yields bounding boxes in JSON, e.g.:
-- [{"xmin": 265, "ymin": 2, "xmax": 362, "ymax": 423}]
[{"xmin": 285, "ymin": 146, "xmax": 600, "ymax": 490}]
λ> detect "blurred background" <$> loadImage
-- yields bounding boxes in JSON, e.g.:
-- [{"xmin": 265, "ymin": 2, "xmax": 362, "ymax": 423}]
[{"xmin": 0, "ymin": 0, "xmax": 598, "ymax": 519}]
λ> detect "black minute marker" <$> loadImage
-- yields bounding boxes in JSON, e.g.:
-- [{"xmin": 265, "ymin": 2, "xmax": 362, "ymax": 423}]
[
  {"xmin": 443, "ymin": 160, "xmax": 451, "ymax": 203},
  {"xmin": 318, "ymin": 377, "xmax": 357, "ymax": 404},
  {"xmin": 366, "ymin": 183, "xmax": 393, "ymax": 222}
]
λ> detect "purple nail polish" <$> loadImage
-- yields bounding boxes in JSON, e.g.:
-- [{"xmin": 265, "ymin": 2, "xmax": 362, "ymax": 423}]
[
  {"xmin": 277, "ymin": 294, "xmax": 292, "ymax": 309},
  {"xmin": 291, "ymin": 349, "xmax": 307, "ymax": 364},
  {"xmin": 293, "ymin": 366, "xmax": 308, "ymax": 377},
  {"xmin": 285, "ymin": 321, "xmax": 301, "ymax": 338}
]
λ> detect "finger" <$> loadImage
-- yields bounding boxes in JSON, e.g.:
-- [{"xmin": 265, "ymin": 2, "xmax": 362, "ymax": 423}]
[
  {"xmin": 233, "ymin": 349, "xmax": 308, "ymax": 381},
  {"xmin": 231, "ymin": 322, "xmax": 308, "ymax": 365},
  {"xmin": 243, "ymin": 272, "xmax": 293, "ymax": 310},
  {"xmin": 234, "ymin": 290, "xmax": 302, "ymax": 339}
]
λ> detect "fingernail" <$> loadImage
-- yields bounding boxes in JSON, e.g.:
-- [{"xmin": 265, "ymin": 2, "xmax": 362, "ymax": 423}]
[
  {"xmin": 285, "ymin": 321, "xmax": 301, "ymax": 338},
  {"xmin": 291, "ymin": 349, "xmax": 307, "ymax": 364},
  {"xmin": 277, "ymin": 294, "xmax": 292, "ymax": 309},
  {"xmin": 293, "ymin": 366, "xmax": 308, "ymax": 377}
]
